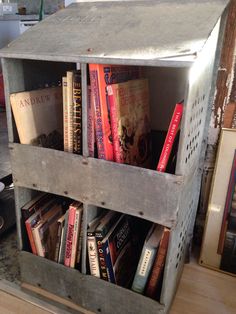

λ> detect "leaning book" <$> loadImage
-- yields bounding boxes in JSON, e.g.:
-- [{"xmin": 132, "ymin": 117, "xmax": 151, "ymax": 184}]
[{"xmin": 10, "ymin": 86, "xmax": 63, "ymax": 148}]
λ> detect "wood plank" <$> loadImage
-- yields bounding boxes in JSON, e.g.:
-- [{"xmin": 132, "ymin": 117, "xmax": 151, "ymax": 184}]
[{"xmin": 10, "ymin": 143, "xmax": 183, "ymax": 228}]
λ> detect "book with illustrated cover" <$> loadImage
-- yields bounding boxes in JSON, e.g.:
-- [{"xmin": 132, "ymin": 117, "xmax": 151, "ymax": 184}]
[
  {"xmin": 25, "ymin": 197, "xmax": 57, "ymax": 255},
  {"xmin": 145, "ymin": 227, "xmax": 170, "ymax": 299},
  {"xmin": 131, "ymin": 224, "xmax": 164, "ymax": 294},
  {"xmin": 89, "ymin": 64, "xmax": 140, "ymax": 161},
  {"xmin": 102, "ymin": 214, "xmax": 131, "ymax": 283},
  {"xmin": 107, "ymin": 78, "xmax": 151, "ymax": 167},
  {"xmin": 73, "ymin": 71, "xmax": 82, "ymax": 154},
  {"xmin": 10, "ymin": 86, "xmax": 63, "ymax": 148},
  {"xmin": 32, "ymin": 204, "xmax": 63, "ymax": 259},
  {"xmin": 157, "ymin": 103, "xmax": 183, "ymax": 172},
  {"xmin": 95, "ymin": 211, "xmax": 121, "ymax": 281}
]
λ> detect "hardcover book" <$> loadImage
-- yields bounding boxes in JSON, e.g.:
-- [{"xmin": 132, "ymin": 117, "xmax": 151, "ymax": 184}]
[
  {"xmin": 73, "ymin": 71, "xmax": 82, "ymax": 154},
  {"xmin": 21, "ymin": 192, "xmax": 48, "ymax": 221},
  {"xmin": 157, "ymin": 103, "xmax": 183, "ymax": 172},
  {"xmin": 131, "ymin": 223, "xmax": 164, "ymax": 294},
  {"xmin": 145, "ymin": 227, "xmax": 170, "ymax": 299},
  {"xmin": 54, "ymin": 214, "xmax": 66, "ymax": 263},
  {"xmin": 95, "ymin": 211, "xmax": 121, "ymax": 281},
  {"xmin": 87, "ymin": 86, "xmax": 96, "ymax": 157},
  {"xmin": 107, "ymin": 78, "xmax": 151, "ymax": 167},
  {"xmin": 89, "ymin": 64, "xmax": 140, "ymax": 161},
  {"xmin": 32, "ymin": 204, "xmax": 63, "ymax": 259},
  {"xmin": 70, "ymin": 205, "xmax": 83, "ymax": 268},
  {"xmin": 62, "ymin": 76, "xmax": 69, "ymax": 152},
  {"xmin": 58, "ymin": 209, "xmax": 69, "ymax": 264},
  {"xmin": 10, "ymin": 86, "xmax": 63, "ymax": 148},
  {"xmin": 66, "ymin": 71, "xmax": 75, "ymax": 153}
]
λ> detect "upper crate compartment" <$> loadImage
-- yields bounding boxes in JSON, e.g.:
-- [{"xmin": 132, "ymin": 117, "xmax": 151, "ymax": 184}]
[{"xmin": 0, "ymin": 1, "xmax": 228, "ymax": 66}]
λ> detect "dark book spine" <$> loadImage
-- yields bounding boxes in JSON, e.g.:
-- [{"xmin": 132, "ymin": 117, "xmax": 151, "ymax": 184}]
[
  {"xmin": 96, "ymin": 233, "xmax": 109, "ymax": 281},
  {"xmin": 73, "ymin": 71, "xmax": 82, "ymax": 154},
  {"xmin": 103, "ymin": 240, "xmax": 116, "ymax": 283}
]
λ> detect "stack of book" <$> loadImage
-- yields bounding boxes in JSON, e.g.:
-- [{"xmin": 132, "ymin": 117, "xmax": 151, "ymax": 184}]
[
  {"xmin": 22, "ymin": 193, "xmax": 83, "ymax": 269},
  {"xmin": 87, "ymin": 210, "xmax": 170, "ymax": 301}
]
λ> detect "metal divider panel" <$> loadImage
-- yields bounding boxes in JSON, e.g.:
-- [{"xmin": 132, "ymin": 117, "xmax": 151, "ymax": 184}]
[
  {"xmin": 0, "ymin": 1, "xmax": 229, "ymax": 65},
  {"xmin": 176, "ymin": 18, "xmax": 221, "ymax": 175}
]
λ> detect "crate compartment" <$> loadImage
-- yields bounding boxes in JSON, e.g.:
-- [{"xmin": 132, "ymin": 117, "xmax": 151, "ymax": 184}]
[
  {"xmin": 20, "ymin": 251, "xmax": 164, "ymax": 314},
  {"xmin": 10, "ymin": 143, "xmax": 183, "ymax": 228}
]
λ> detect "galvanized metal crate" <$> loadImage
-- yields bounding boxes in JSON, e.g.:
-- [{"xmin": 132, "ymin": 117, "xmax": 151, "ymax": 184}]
[{"xmin": 0, "ymin": 1, "xmax": 229, "ymax": 313}]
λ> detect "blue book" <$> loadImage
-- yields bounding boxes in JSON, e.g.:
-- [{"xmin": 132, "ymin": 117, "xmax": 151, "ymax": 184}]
[{"xmin": 131, "ymin": 223, "xmax": 164, "ymax": 294}]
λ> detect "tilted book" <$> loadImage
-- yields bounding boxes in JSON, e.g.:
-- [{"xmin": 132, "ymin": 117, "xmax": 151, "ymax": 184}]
[
  {"xmin": 145, "ymin": 227, "xmax": 170, "ymax": 299},
  {"xmin": 10, "ymin": 86, "xmax": 63, "ymax": 148},
  {"xmin": 107, "ymin": 78, "xmax": 151, "ymax": 167},
  {"xmin": 89, "ymin": 64, "xmax": 140, "ymax": 161},
  {"xmin": 70, "ymin": 205, "xmax": 83, "ymax": 268},
  {"xmin": 131, "ymin": 224, "xmax": 164, "ymax": 294},
  {"xmin": 73, "ymin": 71, "xmax": 82, "ymax": 154},
  {"xmin": 58, "ymin": 209, "xmax": 69, "ymax": 264},
  {"xmin": 95, "ymin": 211, "xmax": 121, "ymax": 281},
  {"xmin": 54, "ymin": 214, "xmax": 66, "ymax": 263},
  {"xmin": 157, "ymin": 103, "xmax": 183, "ymax": 172},
  {"xmin": 21, "ymin": 192, "xmax": 48, "ymax": 221}
]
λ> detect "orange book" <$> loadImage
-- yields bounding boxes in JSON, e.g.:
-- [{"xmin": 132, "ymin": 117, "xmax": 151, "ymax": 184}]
[
  {"xmin": 107, "ymin": 78, "xmax": 151, "ymax": 167},
  {"xmin": 89, "ymin": 64, "xmax": 140, "ymax": 161}
]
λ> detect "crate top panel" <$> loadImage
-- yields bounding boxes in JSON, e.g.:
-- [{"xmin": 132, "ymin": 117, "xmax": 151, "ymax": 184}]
[{"xmin": 0, "ymin": 0, "xmax": 229, "ymax": 66}]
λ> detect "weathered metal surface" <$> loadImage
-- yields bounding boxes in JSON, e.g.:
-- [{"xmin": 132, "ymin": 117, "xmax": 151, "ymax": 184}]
[
  {"xmin": 0, "ymin": 1, "xmax": 229, "ymax": 66},
  {"xmin": 10, "ymin": 143, "xmax": 183, "ymax": 228},
  {"xmin": 20, "ymin": 251, "xmax": 165, "ymax": 314}
]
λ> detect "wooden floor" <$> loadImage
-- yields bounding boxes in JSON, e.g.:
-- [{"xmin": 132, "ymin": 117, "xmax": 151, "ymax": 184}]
[{"xmin": 0, "ymin": 261, "xmax": 235, "ymax": 314}]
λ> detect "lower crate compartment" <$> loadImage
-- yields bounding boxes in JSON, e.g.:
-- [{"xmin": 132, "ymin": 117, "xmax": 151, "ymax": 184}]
[{"xmin": 19, "ymin": 251, "xmax": 165, "ymax": 314}]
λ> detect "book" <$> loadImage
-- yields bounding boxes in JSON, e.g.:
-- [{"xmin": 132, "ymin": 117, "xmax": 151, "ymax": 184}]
[
  {"xmin": 66, "ymin": 71, "xmax": 74, "ymax": 153},
  {"xmin": 107, "ymin": 78, "xmax": 151, "ymax": 167},
  {"xmin": 64, "ymin": 201, "xmax": 81, "ymax": 267},
  {"xmin": 32, "ymin": 204, "xmax": 63, "ymax": 259},
  {"xmin": 157, "ymin": 103, "xmax": 183, "ymax": 172},
  {"xmin": 25, "ymin": 197, "xmax": 57, "ymax": 254},
  {"xmin": 21, "ymin": 192, "xmax": 47, "ymax": 221},
  {"xmin": 73, "ymin": 71, "xmax": 82, "ymax": 154},
  {"xmin": 218, "ymin": 150, "xmax": 236, "ymax": 254},
  {"xmin": 102, "ymin": 214, "xmax": 131, "ymax": 283},
  {"xmin": 58, "ymin": 209, "xmax": 69, "ymax": 264},
  {"xmin": 70, "ymin": 205, "xmax": 83, "ymax": 268},
  {"xmin": 87, "ymin": 216, "xmax": 102, "ymax": 277},
  {"xmin": 95, "ymin": 211, "xmax": 121, "ymax": 281},
  {"xmin": 10, "ymin": 86, "xmax": 63, "ymax": 148},
  {"xmin": 62, "ymin": 76, "xmax": 69, "ymax": 152},
  {"xmin": 54, "ymin": 214, "xmax": 66, "ymax": 262},
  {"xmin": 145, "ymin": 227, "xmax": 170, "ymax": 299},
  {"xmin": 131, "ymin": 224, "xmax": 164, "ymax": 294},
  {"xmin": 87, "ymin": 86, "xmax": 96, "ymax": 157},
  {"xmin": 89, "ymin": 64, "xmax": 140, "ymax": 161}
]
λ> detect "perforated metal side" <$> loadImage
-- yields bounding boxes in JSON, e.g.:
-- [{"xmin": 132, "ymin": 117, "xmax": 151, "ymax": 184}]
[{"xmin": 176, "ymin": 18, "xmax": 221, "ymax": 175}]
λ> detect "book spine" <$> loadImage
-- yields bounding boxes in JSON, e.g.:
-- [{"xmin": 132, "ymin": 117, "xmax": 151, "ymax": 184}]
[
  {"xmin": 58, "ymin": 210, "xmax": 69, "ymax": 264},
  {"xmin": 131, "ymin": 247, "xmax": 157, "ymax": 294},
  {"xmin": 25, "ymin": 221, "xmax": 38, "ymax": 255},
  {"xmin": 70, "ymin": 208, "xmax": 82, "ymax": 268},
  {"xmin": 67, "ymin": 71, "xmax": 74, "ymax": 153},
  {"xmin": 64, "ymin": 206, "xmax": 76, "ymax": 267},
  {"xmin": 96, "ymin": 236, "xmax": 109, "ymax": 281},
  {"xmin": 107, "ymin": 85, "xmax": 123, "ymax": 163},
  {"xmin": 89, "ymin": 64, "xmax": 114, "ymax": 161},
  {"xmin": 87, "ymin": 233, "xmax": 100, "ymax": 277},
  {"xmin": 157, "ymin": 103, "xmax": 183, "ymax": 172},
  {"xmin": 103, "ymin": 240, "xmax": 116, "ymax": 283},
  {"xmin": 87, "ymin": 86, "xmax": 95, "ymax": 157},
  {"xmin": 54, "ymin": 222, "xmax": 63, "ymax": 262},
  {"xmin": 145, "ymin": 228, "xmax": 170, "ymax": 298},
  {"xmin": 73, "ymin": 72, "xmax": 82, "ymax": 155},
  {"xmin": 63, "ymin": 77, "xmax": 69, "ymax": 152},
  {"xmin": 32, "ymin": 225, "xmax": 45, "ymax": 257},
  {"xmin": 76, "ymin": 213, "xmax": 83, "ymax": 267}
]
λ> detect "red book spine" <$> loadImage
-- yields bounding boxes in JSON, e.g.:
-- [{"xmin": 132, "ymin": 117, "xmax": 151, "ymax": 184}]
[
  {"xmin": 87, "ymin": 86, "xmax": 95, "ymax": 157},
  {"xmin": 145, "ymin": 228, "xmax": 170, "ymax": 299},
  {"xmin": 107, "ymin": 85, "xmax": 123, "ymax": 163},
  {"xmin": 25, "ymin": 222, "xmax": 37, "ymax": 255},
  {"xmin": 157, "ymin": 103, "xmax": 183, "ymax": 172},
  {"xmin": 64, "ymin": 205, "xmax": 76, "ymax": 267},
  {"xmin": 89, "ymin": 64, "xmax": 114, "ymax": 161}
]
